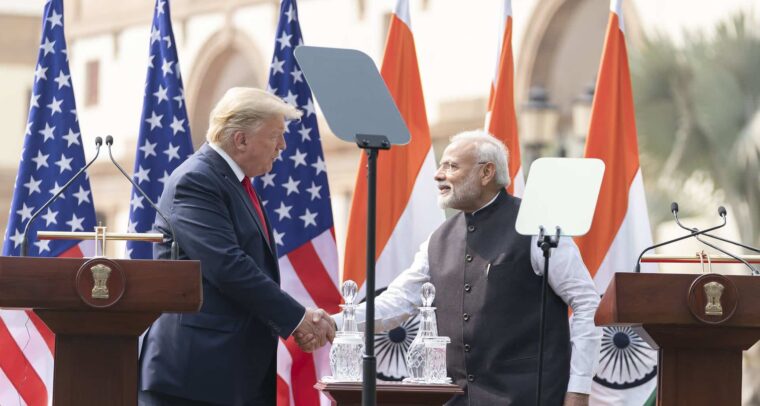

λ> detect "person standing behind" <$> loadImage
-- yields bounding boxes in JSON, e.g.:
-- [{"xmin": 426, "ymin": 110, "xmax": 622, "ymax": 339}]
[
  {"xmin": 320, "ymin": 130, "xmax": 600, "ymax": 406},
  {"xmin": 140, "ymin": 87, "xmax": 334, "ymax": 406}
]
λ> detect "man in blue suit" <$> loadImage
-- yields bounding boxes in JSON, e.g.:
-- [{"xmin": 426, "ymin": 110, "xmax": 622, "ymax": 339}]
[{"xmin": 139, "ymin": 87, "xmax": 334, "ymax": 405}]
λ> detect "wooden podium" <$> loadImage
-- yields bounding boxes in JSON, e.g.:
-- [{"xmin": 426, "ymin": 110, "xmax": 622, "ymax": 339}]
[
  {"xmin": 596, "ymin": 272, "xmax": 760, "ymax": 406},
  {"xmin": 315, "ymin": 381, "xmax": 463, "ymax": 406},
  {"xmin": 0, "ymin": 256, "xmax": 201, "ymax": 406}
]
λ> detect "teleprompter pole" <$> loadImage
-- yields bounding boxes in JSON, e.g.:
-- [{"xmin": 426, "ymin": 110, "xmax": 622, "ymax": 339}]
[
  {"xmin": 536, "ymin": 226, "xmax": 560, "ymax": 406},
  {"xmin": 358, "ymin": 134, "xmax": 390, "ymax": 406}
]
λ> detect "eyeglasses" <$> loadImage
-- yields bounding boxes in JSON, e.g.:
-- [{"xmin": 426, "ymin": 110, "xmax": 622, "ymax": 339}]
[{"xmin": 436, "ymin": 161, "xmax": 489, "ymax": 175}]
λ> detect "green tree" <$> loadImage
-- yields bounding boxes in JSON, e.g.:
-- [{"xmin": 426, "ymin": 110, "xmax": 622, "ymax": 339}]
[
  {"xmin": 632, "ymin": 12, "xmax": 760, "ymax": 246},
  {"xmin": 632, "ymin": 13, "xmax": 760, "ymax": 405}
]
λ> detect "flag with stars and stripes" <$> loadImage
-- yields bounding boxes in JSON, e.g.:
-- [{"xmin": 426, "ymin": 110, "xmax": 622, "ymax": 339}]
[
  {"xmin": 127, "ymin": 0, "xmax": 193, "ymax": 259},
  {"xmin": 254, "ymin": 1, "xmax": 341, "ymax": 404},
  {"xmin": 0, "ymin": 0, "xmax": 96, "ymax": 404}
]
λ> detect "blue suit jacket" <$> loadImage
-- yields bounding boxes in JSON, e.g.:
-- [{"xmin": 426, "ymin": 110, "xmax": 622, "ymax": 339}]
[{"xmin": 139, "ymin": 144, "xmax": 305, "ymax": 405}]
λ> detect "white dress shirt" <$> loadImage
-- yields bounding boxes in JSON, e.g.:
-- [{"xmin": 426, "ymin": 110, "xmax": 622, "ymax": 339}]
[{"xmin": 338, "ymin": 195, "xmax": 602, "ymax": 394}]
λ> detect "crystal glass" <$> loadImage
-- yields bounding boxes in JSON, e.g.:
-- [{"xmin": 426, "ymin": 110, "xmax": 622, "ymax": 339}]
[
  {"xmin": 340, "ymin": 280, "xmax": 358, "ymax": 333},
  {"xmin": 421, "ymin": 282, "xmax": 435, "ymax": 307},
  {"xmin": 404, "ymin": 282, "xmax": 438, "ymax": 383},
  {"xmin": 326, "ymin": 280, "xmax": 364, "ymax": 382},
  {"xmin": 424, "ymin": 337, "xmax": 451, "ymax": 383},
  {"xmin": 328, "ymin": 332, "xmax": 364, "ymax": 381}
]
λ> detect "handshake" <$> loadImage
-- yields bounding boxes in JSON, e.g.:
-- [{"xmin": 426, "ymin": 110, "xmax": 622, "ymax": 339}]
[{"xmin": 293, "ymin": 308, "xmax": 337, "ymax": 352}]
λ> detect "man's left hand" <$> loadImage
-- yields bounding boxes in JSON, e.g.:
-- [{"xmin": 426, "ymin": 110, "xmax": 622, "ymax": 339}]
[{"xmin": 564, "ymin": 392, "xmax": 589, "ymax": 406}]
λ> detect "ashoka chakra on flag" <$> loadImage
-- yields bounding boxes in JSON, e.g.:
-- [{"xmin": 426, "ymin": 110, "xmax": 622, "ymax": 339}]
[{"xmin": 593, "ymin": 326, "xmax": 658, "ymax": 389}]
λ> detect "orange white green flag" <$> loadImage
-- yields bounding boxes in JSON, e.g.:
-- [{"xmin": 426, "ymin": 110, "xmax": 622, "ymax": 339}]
[
  {"xmin": 573, "ymin": 0, "xmax": 658, "ymax": 404},
  {"xmin": 485, "ymin": 0, "xmax": 524, "ymax": 196},
  {"xmin": 341, "ymin": 0, "xmax": 444, "ymax": 379}
]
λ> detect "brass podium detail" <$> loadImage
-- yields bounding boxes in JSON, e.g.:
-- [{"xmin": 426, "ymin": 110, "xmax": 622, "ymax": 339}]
[
  {"xmin": 75, "ymin": 257, "xmax": 126, "ymax": 309},
  {"xmin": 90, "ymin": 263, "xmax": 112, "ymax": 299},
  {"xmin": 703, "ymin": 281, "xmax": 724, "ymax": 316},
  {"xmin": 687, "ymin": 273, "xmax": 737, "ymax": 325}
]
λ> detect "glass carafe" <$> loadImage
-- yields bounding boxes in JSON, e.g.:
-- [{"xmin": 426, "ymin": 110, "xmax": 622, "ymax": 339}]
[
  {"xmin": 403, "ymin": 282, "xmax": 438, "ymax": 383},
  {"xmin": 328, "ymin": 280, "xmax": 364, "ymax": 381}
]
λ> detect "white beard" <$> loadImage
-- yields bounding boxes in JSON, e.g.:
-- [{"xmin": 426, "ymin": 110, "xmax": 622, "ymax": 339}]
[{"xmin": 437, "ymin": 170, "xmax": 481, "ymax": 210}]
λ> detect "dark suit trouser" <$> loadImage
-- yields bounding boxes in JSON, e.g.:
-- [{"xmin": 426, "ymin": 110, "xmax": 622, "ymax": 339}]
[
  {"xmin": 138, "ymin": 390, "xmax": 275, "ymax": 406},
  {"xmin": 139, "ymin": 390, "xmax": 221, "ymax": 406}
]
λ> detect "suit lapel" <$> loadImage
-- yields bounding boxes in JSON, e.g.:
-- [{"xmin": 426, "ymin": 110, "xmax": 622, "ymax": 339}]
[
  {"xmin": 228, "ymin": 176, "xmax": 276, "ymax": 255},
  {"xmin": 200, "ymin": 144, "xmax": 276, "ymax": 256}
]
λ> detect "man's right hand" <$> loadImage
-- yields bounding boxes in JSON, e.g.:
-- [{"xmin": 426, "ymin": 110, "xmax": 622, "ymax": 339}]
[{"xmin": 293, "ymin": 308, "xmax": 335, "ymax": 352}]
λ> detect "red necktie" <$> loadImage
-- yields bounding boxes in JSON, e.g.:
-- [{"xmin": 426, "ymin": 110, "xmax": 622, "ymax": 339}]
[{"xmin": 241, "ymin": 177, "xmax": 271, "ymax": 243}]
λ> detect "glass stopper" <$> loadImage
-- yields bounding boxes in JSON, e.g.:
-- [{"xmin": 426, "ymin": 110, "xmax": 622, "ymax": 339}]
[
  {"xmin": 342, "ymin": 280, "xmax": 358, "ymax": 305},
  {"xmin": 421, "ymin": 282, "xmax": 435, "ymax": 307}
]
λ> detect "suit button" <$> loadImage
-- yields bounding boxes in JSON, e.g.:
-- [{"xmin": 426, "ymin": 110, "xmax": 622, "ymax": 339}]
[
  {"xmin": 464, "ymin": 283, "xmax": 471, "ymax": 292},
  {"xmin": 465, "ymin": 254, "xmax": 473, "ymax": 262},
  {"xmin": 464, "ymin": 344, "xmax": 471, "ymax": 352},
  {"xmin": 467, "ymin": 374, "xmax": 475, "ymax": 382},
  {"xmin": 463, "ymin": 313, "xmax": 470, "ymax": 321},
  {"xmin": 467, "ymin": 225, "xmax": 476, "ymax": 232}
]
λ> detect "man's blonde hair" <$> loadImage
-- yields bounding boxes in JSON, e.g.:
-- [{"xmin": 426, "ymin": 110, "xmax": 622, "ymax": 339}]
[{"xmin": 206, "ymin": 87, "xmax": 302, "ymax": 146}]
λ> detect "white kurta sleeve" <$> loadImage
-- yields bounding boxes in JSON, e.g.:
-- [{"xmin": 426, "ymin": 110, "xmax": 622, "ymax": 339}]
[
  {"xmin": 334, "ymin": 237, "xmax": 431, "ymax": 333},
  {"xmin": 531, "ymin": 236, "xmax": 602, "ymax": 394}
]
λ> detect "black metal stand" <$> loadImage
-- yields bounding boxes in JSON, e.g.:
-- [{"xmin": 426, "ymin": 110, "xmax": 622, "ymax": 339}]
[
  {"xmin": 536, "ymin": 226, "xmax": 560, "ymax": 406},
  {"xmin": 357, "ymin": 134, "xmax": 390, "ymax": 406}
]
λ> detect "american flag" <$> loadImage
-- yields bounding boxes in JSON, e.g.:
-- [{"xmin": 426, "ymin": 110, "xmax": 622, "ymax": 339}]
[
  {"xmin": 254, "ymin": 1, "xmax": 341, "ymax": 404},
  {"xmin": 0, "ymin": 0, "xmax": 95, "ymax": 404},
  {"xmin": 127, "ymin": 0, "xmax": 193, "ymax": 259}
]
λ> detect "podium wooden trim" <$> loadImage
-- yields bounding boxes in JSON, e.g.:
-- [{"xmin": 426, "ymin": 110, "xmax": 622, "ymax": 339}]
[
  {"xmin": 315, "ymin": 381, "xmax": 463, "ymax": 406},
  {"xmin": 0, "ymin": 257, "xmax": 202, "ymax": 406},
  {"xmin": 596, "ymin": 272, "xmax": 760, "ymax": 406}
]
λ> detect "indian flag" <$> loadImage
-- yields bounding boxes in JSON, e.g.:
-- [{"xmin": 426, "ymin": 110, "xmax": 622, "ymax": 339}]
[
  {"xmin": 342, "ymin": 0, "xmax": 444, "ymax": 303},
  {"xmin": 573, "ymin": 0, "xmax": 658, "ymax": 404},
  {"xmin": 485, "ymin": 0, "xmax": 524, "ymax": 196}
]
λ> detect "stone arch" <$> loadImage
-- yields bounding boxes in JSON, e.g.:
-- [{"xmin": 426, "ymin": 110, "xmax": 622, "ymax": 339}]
[
  {"xmin": 185, "ymin": 27, "xmax": 268, "ymax": 148},
  {"xmin": 516, "ymin": 0, "xmax": 644, "ymax": 134}
]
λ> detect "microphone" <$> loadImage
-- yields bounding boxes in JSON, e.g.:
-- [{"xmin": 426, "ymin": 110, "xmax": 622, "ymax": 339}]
[
  {"xmin": 672, "ymin": 204, "xmax": 758, "ymax": 275},
  {"xmin": 105, "ymin": 135, "xmax": 178, "ymax": 260},
  {"xmin": 700, "ymin": 207, "xmax": 760, "ymax": 254},
  {"xmin": 20, "ymin": 137, "xmax": 103, "ymax": 257},
  {"xmin": 634, "ymin": 201, "xmax": 727, "ymax": 272}
]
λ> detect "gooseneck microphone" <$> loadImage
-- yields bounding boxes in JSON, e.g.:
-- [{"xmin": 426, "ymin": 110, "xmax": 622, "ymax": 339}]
[
  {"xmin": 672, "ymin": 204, "xmax": 759, "ymax": 275},
  {"xmin": 700, "ymin": 207, "xmax": 760, "ymax": 254},
  {"xmin": 20, "ymin": 137, "xmax": 103, "ymax": 257},
  {"xmin": 105, "ymin": 135, "xmax": 178, "ymax": 260},
  {"xmin": 634, "ymin": 201, "xmax": 727, "ymax": 272}
]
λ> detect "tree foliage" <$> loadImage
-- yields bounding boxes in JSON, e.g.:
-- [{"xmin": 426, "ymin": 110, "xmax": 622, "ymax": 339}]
[{"xmin": 632, "ymin": 12, "xmax": 760, "ymax": 244}]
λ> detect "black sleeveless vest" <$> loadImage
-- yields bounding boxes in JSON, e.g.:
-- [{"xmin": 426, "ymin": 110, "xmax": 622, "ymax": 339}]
[{"xmin": 428, "ymin": 190, "xmax": 570, "ymax": 405}]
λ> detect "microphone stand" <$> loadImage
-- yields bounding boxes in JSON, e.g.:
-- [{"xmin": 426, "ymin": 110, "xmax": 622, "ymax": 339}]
[
  {"xmin": 672, "ymin": 206, "xmax": 759, "ymax": 275},
  {"xmin": 693, "ymin": 234, "xmax": 759, "ymax": 275},
  {"xmin": 105, "ymin": 135, "xmax": 178, "ymax": 260},
  {"xmin": 634, "ymin": 216, "xmax": 727, "ymax": 273},
  {"xmin": 702, "ymin": 232, "xmax": 760, "ymax": 254},
  {"xmin": 20, "ymin": 137, "xmax": 103, "ymax": 257},
  {"xmin": 702, "ymin": 208, "xmax": 760, "ymax": 255}
]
